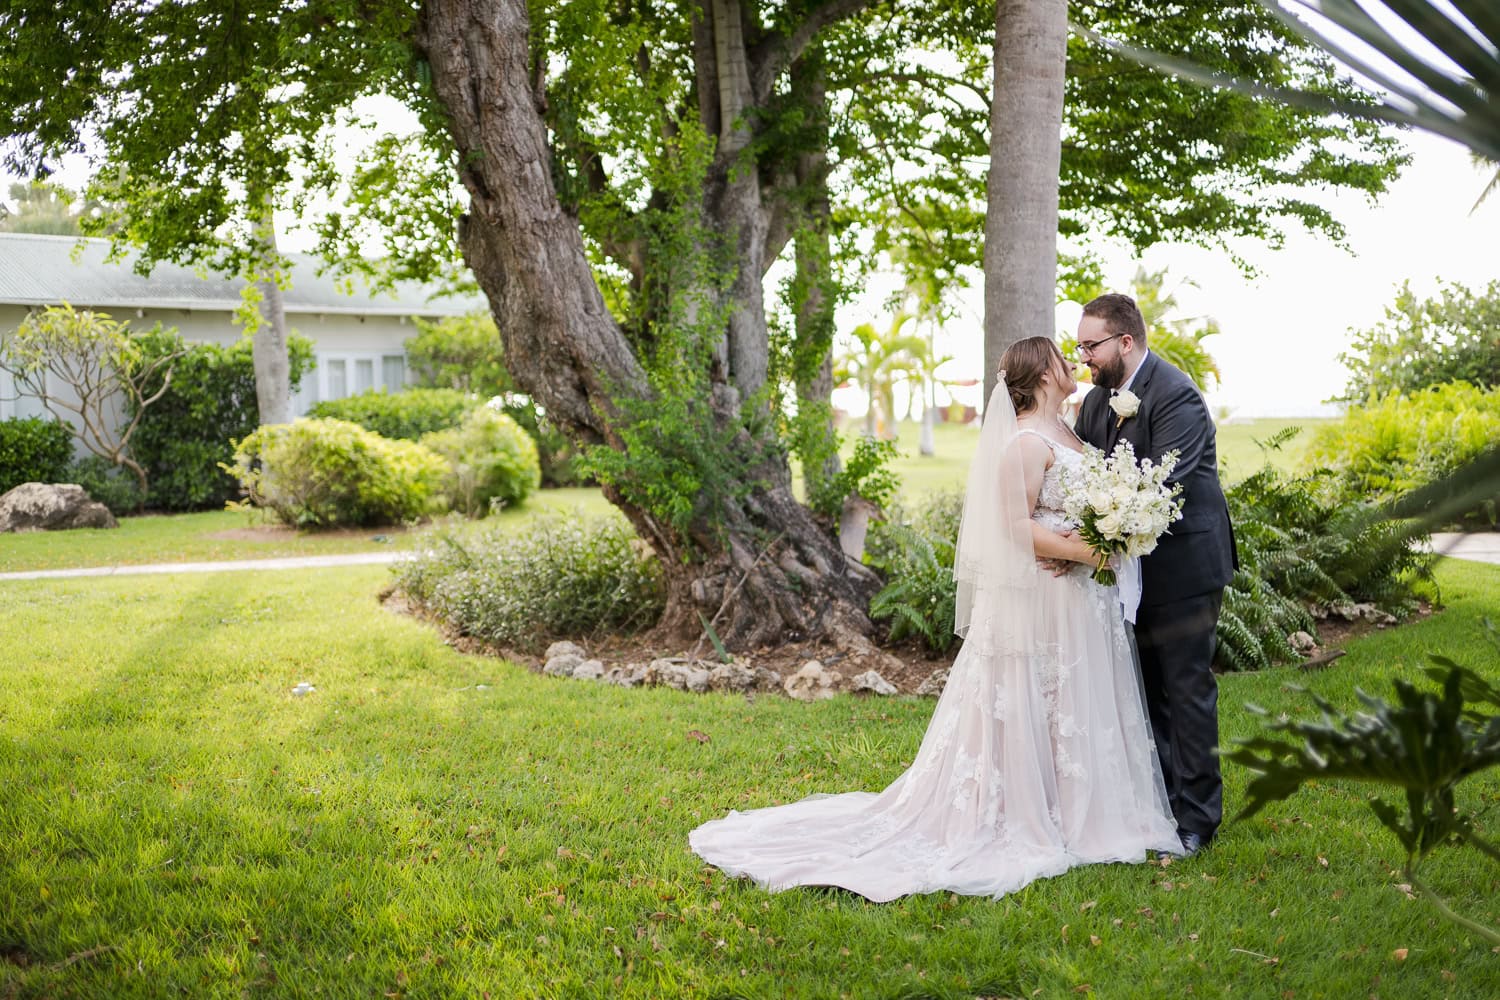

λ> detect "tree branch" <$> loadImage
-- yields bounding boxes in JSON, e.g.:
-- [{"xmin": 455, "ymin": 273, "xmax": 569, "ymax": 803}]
[{"xmin": 750, "ymin": 0, "xmax": 879, "ymax": 103}]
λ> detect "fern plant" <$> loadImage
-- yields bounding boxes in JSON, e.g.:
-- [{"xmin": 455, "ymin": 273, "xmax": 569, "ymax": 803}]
[
  {"xmin": 867, "ymin": 522, "xmax": 958, "ymax": 654},
  {"xmin": 1215, "ymin": 429, "xmax": 1435, "ymax": 671}
]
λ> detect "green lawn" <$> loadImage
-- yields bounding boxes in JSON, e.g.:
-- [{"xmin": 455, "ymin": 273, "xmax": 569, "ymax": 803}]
[
  {"xmin": 2, "ymin": 558, "xmax": 1495, "ymax": 997},
  {"xmin": 856, "ymin": 416, "xmax": 1327, "ymax": 503},
  {"xmin": 0, "ymin": 489, "xmax": 613, "ymax": 573},
  {"xmin": 0, "ymin": 418, "xmax": 1315, "ymax": 575}
]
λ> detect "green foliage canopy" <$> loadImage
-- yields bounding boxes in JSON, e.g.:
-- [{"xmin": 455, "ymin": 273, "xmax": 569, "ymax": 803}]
[{"xmin": 1337, "ymin": 280, "xmax": 1500, "ymax": 401}]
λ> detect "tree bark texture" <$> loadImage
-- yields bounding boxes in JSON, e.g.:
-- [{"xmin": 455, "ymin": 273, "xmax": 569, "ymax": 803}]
[
  {"xmin": 415, "ymin": 0, "xmax": 878, "ymax": 650},
  {"xmin": 984, "ymin": 0, "xmax": 1068, "ymax": 408},
  {"xmin": 251, "ymin": 209, "xmax": 293, "ymax": 426}
]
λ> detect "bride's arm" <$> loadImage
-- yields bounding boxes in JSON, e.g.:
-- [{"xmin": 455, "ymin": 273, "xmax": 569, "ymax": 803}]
[{"xmin": 1017, "ymin": 436, "xmax": 1094, "ymax": 564}]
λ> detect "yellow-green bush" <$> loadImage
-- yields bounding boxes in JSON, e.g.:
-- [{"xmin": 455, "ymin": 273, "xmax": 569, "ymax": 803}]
[
  {"xmin": 227, "ymin": 418, "xmax": 449, "ymax": 528},
  {"xmin": 420, "ymin": 406, "xmax": 540, "ymax": 516},
  {"xmin": 1308, "ymin": 383, "xmax": 1500, "ymax": 522}
]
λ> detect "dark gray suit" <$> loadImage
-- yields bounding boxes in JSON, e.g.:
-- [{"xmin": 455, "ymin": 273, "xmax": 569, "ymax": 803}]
[{"xmin": 1075, "ymin": 352, "xmax": 1235, "ymax": 841}]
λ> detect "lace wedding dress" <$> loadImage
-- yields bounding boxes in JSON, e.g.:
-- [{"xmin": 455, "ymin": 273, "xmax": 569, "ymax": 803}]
[{"xmin": 688, "ymin": 426, "xmax": 1181, "ymax": 902}]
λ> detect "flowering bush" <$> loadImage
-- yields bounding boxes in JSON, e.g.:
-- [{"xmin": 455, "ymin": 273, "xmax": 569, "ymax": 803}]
[{"xmin": 395, "ymin": 513, "xmax": 664, "ymax": 651}]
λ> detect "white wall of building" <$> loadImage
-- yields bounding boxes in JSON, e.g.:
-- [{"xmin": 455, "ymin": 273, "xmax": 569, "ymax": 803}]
[{"xmin": 2, "ymin": 304, "xmax": 425, "ymax": 427}]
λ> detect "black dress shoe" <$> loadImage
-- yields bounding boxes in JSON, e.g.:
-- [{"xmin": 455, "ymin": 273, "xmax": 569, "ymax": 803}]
[{"xmin": 1177, "ymin": 831, "xmax": 1205, "ymax": 857}]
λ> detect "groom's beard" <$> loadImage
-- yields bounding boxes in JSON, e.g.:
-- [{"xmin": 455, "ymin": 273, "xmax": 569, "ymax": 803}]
[{"xmin": 1090, "ymin": 354, "xmax": 1127, "ymax": 389}]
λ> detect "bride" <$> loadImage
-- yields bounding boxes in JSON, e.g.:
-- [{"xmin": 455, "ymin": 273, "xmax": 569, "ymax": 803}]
[{"xmin": 689, "ymin": 336, "xmax": 1182, "ymax": 901}]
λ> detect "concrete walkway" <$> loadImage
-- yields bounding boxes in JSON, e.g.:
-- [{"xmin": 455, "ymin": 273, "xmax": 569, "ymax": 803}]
[
  {"xmin": 1429, "ymin": 533, "xmax": 1500, "ymax": 565},
  {"xmin": 1, "ymin": 533, "xmax": 1495, "ymax": 583},
  {"xmin": 0, "ymin": 551, "xmax": 406, "ymax": 582}
]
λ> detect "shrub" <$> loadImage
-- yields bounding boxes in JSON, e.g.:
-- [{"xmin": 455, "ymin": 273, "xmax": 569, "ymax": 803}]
[
  {"xmin": 404, "ymin": 313, "xmax": 512, "ymax": 398},
  {"xmin": 0, "ymin": 416, "xmax": 72, "ymax": 494},
  {"xmin": 228, "ymin": 418, "xmax": 449, "ymax": 528},
  {"xmin": 1336, "ymin": 279, "xmax": 1500, "ymax": 401},
  {"xmin": 395, "ymin": 513, "xmax": 665, "ymax": 651},
  {"xmin": 309, "ymin": 387, "xmax": 478, "ymax": 442},
  {"xmin": 403, "ymin": 314, "xmax": 585, "ymax": 488},
  {"xmin": 864, "ymin": 490, "xmax": 965, "ymax": 654},
  {"xmin": 1217, "ymin": 430, "xmax": 1435, "ymax": 671},
  {"xmin": 494, "ymin": 394, "xmax": 586, "ymax": 488},
  {"xmin": 419, "ymin": 405, "xmax": 541, "ymax": 516},
  {"xmin": 129, "ymin": 327, "xmax": 315, "ymax": 510},
  {"xmin": 62, "ymin": 456, "xmax": 146, "ymax": 515},
  {"xmin": 1306, "ymin": 382, "xmax": 1500, "ymax": 525},
  {"xmin": 806, "ymin": 436, "xmax": 901, "ymax": 520}
]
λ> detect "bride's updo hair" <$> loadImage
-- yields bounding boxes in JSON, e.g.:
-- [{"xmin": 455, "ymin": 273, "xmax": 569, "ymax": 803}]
[{"xmin": 999, "ymin": 336, "xmax": 1064, "ymax": 414}]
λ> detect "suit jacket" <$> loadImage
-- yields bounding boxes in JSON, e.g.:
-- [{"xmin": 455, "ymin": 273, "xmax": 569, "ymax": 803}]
[{"xmin": 1075, "ymin": 352, "xmax": 1237, "ymax": 607}]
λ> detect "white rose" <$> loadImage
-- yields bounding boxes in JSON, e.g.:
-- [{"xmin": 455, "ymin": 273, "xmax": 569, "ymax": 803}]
[
  {"xmin": 1096, "ymin": 511, "xmax": 1124, "ymax": 538},
  {"xmin": 1089, "ymin": 487, "xmax": 1114, "ymax": 512},
  {"xmin": 1109, "ymin": 389, "xmax": 1141, "ymax": 420}
]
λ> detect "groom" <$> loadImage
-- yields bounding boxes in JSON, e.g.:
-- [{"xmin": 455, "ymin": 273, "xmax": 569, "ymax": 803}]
[{"xmin": 1072, "ymin": 293, "xmax": 1237, "ymax": 857}]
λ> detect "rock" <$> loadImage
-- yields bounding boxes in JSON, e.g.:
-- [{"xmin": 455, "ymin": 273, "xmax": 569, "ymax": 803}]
[
  {"xmin": 1288, "ymin": 630, "xmax": 1318, "ymax": 655},
  {"xmin": 753, "ymin": 666, "xmax": 783, "ymax": 691},
  {"xmin": 571, "ymin": 659, "xmax": 605, "ymax": 681},
  {"xmin": 604, "ymin": 664, "xmax": 645, "ymax": 688},
  {"xmin": 915, "ymin": 668, "xmax": 949, "ymax": 698},
  {"xmin": 0, "ymin": 482, "xmax": 117, "ymax": 533},
  {"xmin": 708, "ymin": 662, "xmax": 756, "ymax": 693},
  {"xmin": 850, "ymin": 670, "xmax": 897, "ymax": 696},
  {"xmin": 543, "ymin": 652, "xmax": 584, "ymax": 678},
  {"xmin": 660, "ymin": 662, "xmax": 711, "ymax": 693},
  {"xmin": 545, "ymin": 640, "xmax": 587, "ymax": 661},
  {"xmin": 642, "ymin": 657, "xmax": 680, "ymax": 686},
  {"xmin": 784, "ymin": 660, "xmax": 841, "ymax": 702}
]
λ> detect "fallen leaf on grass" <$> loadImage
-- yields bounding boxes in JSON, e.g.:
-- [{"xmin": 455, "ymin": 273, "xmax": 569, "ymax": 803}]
[
  {"xmin": 1079, "ymin": 899, "xmax": 1098, "ymax": 913},
  {"xmin": 686, "ymin": 729, "xmax": 711, "ymax": 743},
  {"xmin": 1391, "ymin": 948, "xmax": 1408, "ymax": 962},
  {"xmin": 1089, "ymin": 935, "xmax": 1102, "ymax": 947}
]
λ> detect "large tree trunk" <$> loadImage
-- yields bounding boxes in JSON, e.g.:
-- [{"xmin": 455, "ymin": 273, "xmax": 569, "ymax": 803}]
[
  {"xmin": 250, "ymin": 206, "xmax": 293, "ymax": 426},
  {"xmin": 984, "ymin": 0, "xmax": 1068, "ymax": 407},
  {"xmin": 415, "ymin": 0, "xmax": 879, "ymax": 650}
]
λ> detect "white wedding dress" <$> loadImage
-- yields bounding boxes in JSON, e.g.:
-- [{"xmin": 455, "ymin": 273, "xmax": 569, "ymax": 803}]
[{"xmin": 689, "ymin": 425, "xmax": 1181, "ymax": 902}]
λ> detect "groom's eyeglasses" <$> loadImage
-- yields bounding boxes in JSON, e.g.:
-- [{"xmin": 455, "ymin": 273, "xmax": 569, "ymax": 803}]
[{"xmin": 1075, "ymin": 332, "xmax": 1123, "ymax": 358}]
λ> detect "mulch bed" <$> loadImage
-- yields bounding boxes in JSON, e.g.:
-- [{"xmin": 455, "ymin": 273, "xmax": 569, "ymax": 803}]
[{"xmin": 382, "ymin": 588, "xmax": 1437, "ymax": 695}]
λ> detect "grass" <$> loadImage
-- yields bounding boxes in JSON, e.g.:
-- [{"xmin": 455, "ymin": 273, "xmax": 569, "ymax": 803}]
[
  {"xmin": 1214, "ymin": 418, "xmax": 1335, "ymax": 483},
  {"xmin": 851, "ymin": 416, "xmax": 1328, "ymax": 504},
  {"xmin": 1, "ymin": 558, "xmax": 1496, "ymax": 997},
  {"xmin": 0, "ymin": 417, "xmax": 1314, "ymax": 575},
  {"xmin": 0, "ymin": 489, "xmax": 612, "ymax": 574}
]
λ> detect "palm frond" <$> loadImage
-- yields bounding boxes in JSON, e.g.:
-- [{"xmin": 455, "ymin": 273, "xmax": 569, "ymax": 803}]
[{"xmin": 1073, "ymin": 2, "xmax": 1500, "ymax": 162}]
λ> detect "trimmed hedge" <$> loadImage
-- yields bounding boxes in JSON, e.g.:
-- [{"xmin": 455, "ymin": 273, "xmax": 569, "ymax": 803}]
[
  {"xmin": 309, "ymin": 388, "xmax": 478, "ymax": 442},
  {"xmin": 228, "ymin": 418, "xmax": 449, "ymax": 528},
  {"xmin": 0, "ymin": 416, "xmax": 73, "ymax": 494},
  {"xmin": 129, "ymin": 327, "xmax": 315, "ymax": 510}
]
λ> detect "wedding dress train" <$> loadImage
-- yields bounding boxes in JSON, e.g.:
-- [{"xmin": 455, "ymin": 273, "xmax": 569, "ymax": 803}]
[{"xmin": 688, "ymin": 432, "xmax": 1181, "ymax": 902}]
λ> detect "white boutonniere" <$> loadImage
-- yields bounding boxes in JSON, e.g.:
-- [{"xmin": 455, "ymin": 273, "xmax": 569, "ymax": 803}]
[{"xmin": 1109, "ymin": 389, "xmax": 1140, "ymax": 428}]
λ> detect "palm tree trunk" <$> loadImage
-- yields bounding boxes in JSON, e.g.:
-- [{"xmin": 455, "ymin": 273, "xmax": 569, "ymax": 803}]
[{"xmin": 984, "ymin": 0, "xmax": 1068, "ymax": 407}]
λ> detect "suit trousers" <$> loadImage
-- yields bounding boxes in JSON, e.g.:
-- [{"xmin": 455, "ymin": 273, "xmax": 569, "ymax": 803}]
[{"xmin": 1132, "ymin": 590, "xmax": 1224, "ymax": 840}]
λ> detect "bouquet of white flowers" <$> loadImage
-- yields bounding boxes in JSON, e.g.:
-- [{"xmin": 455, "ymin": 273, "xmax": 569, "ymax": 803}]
[{"xmin": 1060, "ymin": 440, "xmax": 1184, "ymax": 586}]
